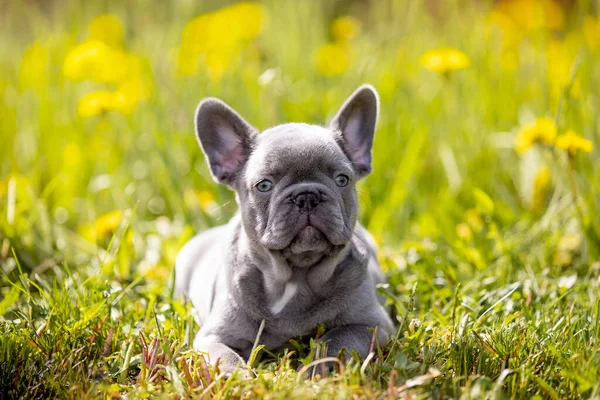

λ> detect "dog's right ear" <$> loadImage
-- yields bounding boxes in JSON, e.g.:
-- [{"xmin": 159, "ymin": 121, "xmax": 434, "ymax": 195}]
[
  {"xmin": 195, "ymin": 98, "xmax": 257, "ymax": 186},
  {"xmin": 329, "ymin": 85, "xmax": 379, "ymax": 179}
]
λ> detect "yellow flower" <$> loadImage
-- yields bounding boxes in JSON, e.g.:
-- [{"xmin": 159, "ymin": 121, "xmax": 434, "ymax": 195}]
[
  {"xmin": 88, "ymin": 14, "xmax": 124, "ymax": 47},
  {"xmin": 18, "ymin": 41, "xmax": 48, "ymax": 90},
  {"xmin": 180, "ymin": 13, "xmax": 213, "ymax": 56},
  {"xmin": 331, "ymin": 16, "xmax": 361, "ymax": 42},
  {"xmin": 198, "ymin": 190, "xmax": 217, "ymax": 209},
  {"xmin": 515, "ymin": 117, "xmax": 557, "ymax": 153},
  {"xmin": 532, "ymin": 166, "xmax": 551, "ymax": 212},
  {"xmin": 63, "ymin": 40, "xmax": 128, "ymax": 84},
  {"xmin": 420, "ymin": 48, "xmax": 470, "ymax": 74},
  {"xmin": 184, "ymin": 190, "xmax": 218, "ymax": 214},
  {"xmin": 315, "ymin": 42, "xmax": 350, "ymax": 77},
  {"xmin": 77, "ymin": 79, "xmax": 149, "ymax": 118},
  {"xmin": 77, "ymin": 90, "xmax": 115, "ymax": 118},
  {"xmin": 555, "ymin": 130, "xmax": 594, "ymax": 156},
  {"xmin": 220, "ymin": 2, "xmax": 266, "ymax": 41},
  {"xmin": 80, "ymin": 210, "xmax": 123, "ymax": 241},
  {"xmin": 177, "ymin": 2, "xmax": 266, "ymax": 78}
]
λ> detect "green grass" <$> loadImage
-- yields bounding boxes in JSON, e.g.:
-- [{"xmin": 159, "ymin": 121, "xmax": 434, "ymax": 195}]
[{"xmin": 1, "ymin": 0, "xmax": 600, "ymax": 398}]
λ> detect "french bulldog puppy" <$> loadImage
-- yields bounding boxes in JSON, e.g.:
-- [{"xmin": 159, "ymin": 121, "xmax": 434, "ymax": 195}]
[{"xmin": 175, "ymin": 85, "xmax": 395, "ymax": 375}]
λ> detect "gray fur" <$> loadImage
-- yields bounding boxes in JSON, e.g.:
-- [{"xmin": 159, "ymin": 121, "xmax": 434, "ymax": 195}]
[{"xmin": 176, "ymin": 85, "xmax": 394, "ymax": 375}]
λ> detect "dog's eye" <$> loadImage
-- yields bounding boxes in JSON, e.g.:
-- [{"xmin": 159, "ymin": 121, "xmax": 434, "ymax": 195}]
[
  {"xmin": 256, "ymin": 179, "xmax": 273, "ymax": 192},
  {"xmin": 335, "ymin": 174, "xmax": 349, "ymax": 187}
]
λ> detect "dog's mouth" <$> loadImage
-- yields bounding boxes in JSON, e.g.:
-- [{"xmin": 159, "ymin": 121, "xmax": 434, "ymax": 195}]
[
  {"xmin": 288, "ymin": 226, "xmax": 330, "ymax": 254},
  {"xmin": 278, "ymin": 225, "xmax": 337, "ymax": 268},
  {"xmin": 259, "ymin": 207, "xmax": 351, "ymax": 267}
]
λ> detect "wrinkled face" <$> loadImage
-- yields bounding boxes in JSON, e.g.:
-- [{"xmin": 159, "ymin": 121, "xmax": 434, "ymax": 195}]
[
  {"xmin": 236, "ymin": 124, "xmax": 357, "ymax": 267},
  {"xmin": 194, "ymin": 85, "xmax": 379, "ymax": 268}
]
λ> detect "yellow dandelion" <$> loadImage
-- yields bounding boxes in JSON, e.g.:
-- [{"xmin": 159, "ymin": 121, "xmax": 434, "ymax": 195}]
[
  {"xmin": 95, "ymin": 211, "xmax": 123, "ymax": 237},
  {"xmin": 77, "ymin": 90, "xmax": 115, "ymax": 118},
  {"xmin": 77, "ymin": 78, "xmax": 149, "ymax": 118},
  {"xmin": 330, "ymin": 16, "xmax": 361, "ymax": 42},
  {"xmin": 80, "ymin": 210, "xmax": 123, "ymax": 241},
  {"xmin": 198, "ymin": 190, "xmax": 217, "ymax": 210},
  {"xmin": 221, "ymin": 2, "xmax": 266, "ymax": 41},
  {"xmin": 88, "ymin": 14, "xmax": 124, "ymax": 47},
  {"xmin": 64, "ymin": 40, "xmax": 109, "ymax": 80},
  {"xmin": 63, "ymin": 40, "xmax": 128, "ymax": 84},
  {"xmin": 204, "ymin": 11, "xmax": 241, "ymax": 51},
  {"xmin": 177, "ymin": 2, "xmax": 266, "ymax": 77},
  {"xmin": 515, "ymin": 117, "xmax": 557, "ymax": 153},
  {"xmin": 180, "ymin": 13, "xmax": 213, "ymax": 55},
  {"xmin": 532, "ymin": 166, "xmax": 551, "ymax": 212},
  {"xmin": 420, "ymin": 48, "xmax": 470, "ymax": 75},
  {"xmin": 18, "ymin": 41, "xmax": 48, "ymax": 90},
  {"xmin": 315, "ymin": 42, "xmax": 350, "ymax": 77},
  {"xmin": 555, "ymin": 130, "xmax": 594, "ymax": 156}
]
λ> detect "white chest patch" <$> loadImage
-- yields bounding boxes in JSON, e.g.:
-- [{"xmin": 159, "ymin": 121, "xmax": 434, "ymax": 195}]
[{"xmin": 270, "ymin": 282, "xmax": 298, "ymax": 315}]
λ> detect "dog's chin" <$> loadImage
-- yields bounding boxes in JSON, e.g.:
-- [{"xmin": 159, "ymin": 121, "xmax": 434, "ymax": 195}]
[{"xmin": 275, "ymin": 226, "xmax": 340, "ymax": 268}]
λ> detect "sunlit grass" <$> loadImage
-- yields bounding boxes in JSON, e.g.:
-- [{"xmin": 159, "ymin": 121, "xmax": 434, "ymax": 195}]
[{"xmin": 1, "ymin": 0, "xmax": 600, "ymax": 398}]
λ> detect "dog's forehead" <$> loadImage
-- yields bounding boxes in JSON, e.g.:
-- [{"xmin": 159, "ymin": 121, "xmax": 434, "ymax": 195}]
[
  {"xmin": 245, "ymin": 123, "xmax": 349, "ymax": 176},
  {"xmin": 258, "ymin": 123, "xmax": 337, "ymax": 149}
]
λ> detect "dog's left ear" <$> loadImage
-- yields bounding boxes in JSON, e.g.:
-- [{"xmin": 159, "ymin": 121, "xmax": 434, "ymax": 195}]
[{"xmin": 329, "ymin": 84, "xmax": 379, "ymax": 178}]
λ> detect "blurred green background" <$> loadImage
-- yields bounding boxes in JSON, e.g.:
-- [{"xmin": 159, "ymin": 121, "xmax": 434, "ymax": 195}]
[{"xmin": 1, "ymin": 0, "xmax": 600, "ymax": 397}]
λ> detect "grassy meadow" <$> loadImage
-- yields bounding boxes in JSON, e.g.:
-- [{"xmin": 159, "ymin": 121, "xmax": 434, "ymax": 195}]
[{"xmin": 1, "ymin": 0, "xmax": 600, "ymax": 397}]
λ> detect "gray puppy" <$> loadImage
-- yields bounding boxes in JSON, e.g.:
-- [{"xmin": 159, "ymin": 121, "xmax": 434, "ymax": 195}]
[{"xmin": 175, "ymin": 85, "xmax": 394, "ymax": 374}]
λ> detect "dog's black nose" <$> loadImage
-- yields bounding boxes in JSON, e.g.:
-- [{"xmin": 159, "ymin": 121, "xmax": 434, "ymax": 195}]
[{"xmin": 293, "ymin": 191, "xmax": 321, "ymax": 212}]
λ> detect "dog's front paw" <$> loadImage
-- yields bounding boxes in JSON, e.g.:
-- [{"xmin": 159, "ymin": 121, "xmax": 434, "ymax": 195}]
[{"xmin": 194, "ymin": 336, "xmax": 251, "ymax": 379}]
